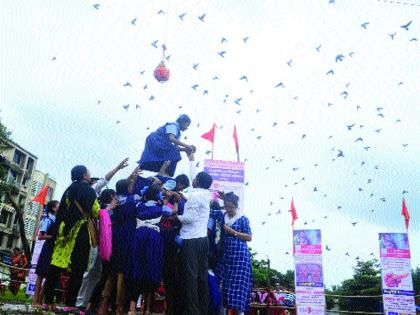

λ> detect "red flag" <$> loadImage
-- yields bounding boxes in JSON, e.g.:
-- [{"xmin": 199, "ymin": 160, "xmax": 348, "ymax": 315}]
[
  {"xmin": 201, "ymin": 124, "xmax": 216, "ymax": 143},
  {"xmin": 401, "ymin": 198, "xmax": 410, "ymax": 231},
  {"xmin": 233, "ymin": 125, "xmax": 240, "ymax": 162},
  {"xmin": 32, "ymin": 185, "xmax": 49, "ymax": 205},
  {"xmin": 291, "ymin": 198, "xmax": 298, "ymax": 226},
  {"xmin": 233, "ymin": 125, "xmax": 239, "ymax": 151}
]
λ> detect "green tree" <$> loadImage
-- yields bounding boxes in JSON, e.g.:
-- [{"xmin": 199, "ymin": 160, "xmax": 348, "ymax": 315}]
[
  {"xmin": 0, "ymin": 118, "xmax": 32, "ymax": 261},
  {"xmin": 336, "ymin": 259, "xmax": 382, "ymax": 312},
  {"xmin": 250, "ymin": 248, "xmax": 294, "ymax": 289},
  {"xmin": 412, "ymin": 267, "xmax": 420, "ymax": 295}
]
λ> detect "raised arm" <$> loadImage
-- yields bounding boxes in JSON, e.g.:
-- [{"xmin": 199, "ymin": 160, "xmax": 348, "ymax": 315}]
[{"xmin": 105, "ymin": 157, "xmax": 129, "ymax": 181}]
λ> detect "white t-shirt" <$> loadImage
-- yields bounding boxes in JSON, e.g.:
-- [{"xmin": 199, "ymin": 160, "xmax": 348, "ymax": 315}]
[{"xmin": 178, "ymin": 188, "xmax": 211, "ymax": 239}]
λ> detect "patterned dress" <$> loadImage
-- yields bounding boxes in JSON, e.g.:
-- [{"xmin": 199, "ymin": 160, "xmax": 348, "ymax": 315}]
[{"xmin": 211, "ymin": 211, "xmax": 253, "ymax": 312}]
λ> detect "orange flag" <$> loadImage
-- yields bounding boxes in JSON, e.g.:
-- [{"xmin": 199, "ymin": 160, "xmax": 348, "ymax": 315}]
[
  {"xmin": 291, "ymin": 198, "xmax": 298, "ymax": 226},
  {"xmin": 401, "ymin": 198, "xmax": 410, "ymax": 231},
  {"xmin": 32, "ymin": 185, "xmax": 49, "ymax": 206}
]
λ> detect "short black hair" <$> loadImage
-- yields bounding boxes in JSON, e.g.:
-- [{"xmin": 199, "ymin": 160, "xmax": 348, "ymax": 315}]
[
  {"xmin": 142, "ymin": 182, "xmax": 162, "ymax": 201},
  {"xmin": 71, "ymin": 165, "xmax": 87, "ymax": 182},
  {"xmin": 224, "ymin": 192, "xmax": 239, "ymax": 208},
  {"xmin": 99, "ymin": 189, "xmax": 116, "ymax": 208},
  {"xmin": 196, "ymin": 172, "xmax": 213, "ymax": 189},
  {"xmin": 175, "ymin": 174, "xmax": 190, "ymax": 189},
  {"xmin": 13, "ymin": 247, "xmax": 20, "ymax": 252},
  {"xmin": 210, "ymin": 200, "xmax": 222, "ymax": 210},
  {"xmin": 116, "ymin": 179, "xmax": 129, "ymax": 195},
  {"xmin": 46, "ymin": 200, "xmax": 59, "ymax": 212}
]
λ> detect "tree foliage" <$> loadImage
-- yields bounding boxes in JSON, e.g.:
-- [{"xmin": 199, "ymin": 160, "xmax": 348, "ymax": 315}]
[
  {"xmin": 332, "ymin": 259, "xmax": 383, "ymax": 312},
  {"xmin": 250, "ymin": 248, "xmax": 294, "ymax": 289}
]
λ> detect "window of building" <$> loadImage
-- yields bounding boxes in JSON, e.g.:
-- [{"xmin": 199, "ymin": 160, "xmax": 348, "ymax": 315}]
[
  {"xmin": 47, "ymin": 187, "xmax": 54, "ymax": 201},
  {"xmin": 0, "ymin": 211, "xmax": 8, "ymax": 225},
  {"xmin": 6, "ymin": 236, "xmax": 13, "ymax": 249},
  {"xmin": 13, "ymin": 149, "xmax": 23, "ymax": 165},
  {"xmin": 26, "ymin": 158, "xmax": 34, "ymax": 174}
]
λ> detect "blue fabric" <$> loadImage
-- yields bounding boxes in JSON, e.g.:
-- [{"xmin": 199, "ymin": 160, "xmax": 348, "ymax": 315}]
[
  {"xmin": 212, "ymin": 211, "xmax": 253, "ymax": 312},
  {"xmin": 130, "ymin": 201, "xmax": 164, "ymax": 285},
  {"xmin": 165, "ymin": 123, "xmax": 180, "ymax": 138},
  {"xmin": 35, "ymin": 215, "xmax": 56, "ymax": 276},
  {"xmin": 208, "ymin": 271, "xmax": 222, "ymax": 314},
  {"xmin": 138, "ymin": 123, "xmax": 182, "ymax": 177},
  {"xmin": 39, "ymin": 215, "xmax": 55, "ymax": 233},
  {"xmin": 133, "ymin": 176, "xmax": 153, "ymax": 196},
  {"xmin": 110, "ymin": 195, "xmax": 137, "ymax": 276}
]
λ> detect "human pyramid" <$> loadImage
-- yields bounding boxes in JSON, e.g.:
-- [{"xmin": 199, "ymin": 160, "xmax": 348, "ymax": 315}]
[{"xmin": 32, "ymin": 114, "xmax": 253, "ymax": 315}]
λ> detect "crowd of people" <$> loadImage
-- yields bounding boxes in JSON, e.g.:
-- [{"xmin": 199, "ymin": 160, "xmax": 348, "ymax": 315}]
[
  {"xmin": 29, "ymin": 114, "xmax": 254, "ymax": 315},
  {"xmin": 249, "ymin": 285, "xmax": 295, "ymax": 315}
]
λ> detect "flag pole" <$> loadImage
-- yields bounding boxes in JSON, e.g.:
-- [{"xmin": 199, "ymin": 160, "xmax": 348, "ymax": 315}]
[{"xmin": 211, "ymin": 141, "xmax": 214, "ymax": 160}]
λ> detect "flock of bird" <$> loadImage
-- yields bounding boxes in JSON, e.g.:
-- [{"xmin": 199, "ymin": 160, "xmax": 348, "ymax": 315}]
[{"xmin": 50, "ymin": 2, "xmax": 417, "ymax": 263}]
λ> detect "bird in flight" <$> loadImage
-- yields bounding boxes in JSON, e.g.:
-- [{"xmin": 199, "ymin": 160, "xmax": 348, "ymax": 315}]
[
  {"xmin": 335, "ymin": 54, "xmax": 345, "ymax": 62},
  {"xmin": 178, "ymin": 13, "xmax": 186, "ymax": 20},
  {"xmin": 243, "ymin": 36, "xmax": 249, "ymax": 43},
  {"xmin": 218, "ymin": 51, "xmax": 226, "ymax": 58},
  {"xmin": 93, "ymin": 3, "xmax": 100, "ymax": 10},
  {"xmin": 198, "ymin": 13, "xmax": 206, "ymax": 22},
  {"xmin": 131, "ymin": 18, "xmax": 137, "ymax": 25},
  {"xmin": 400, "ymin": 20, "xmax": 412, "ymax": 31},
  {"xmin": 389, "ymin": 32, "xmax": 396, "ymax": 40},
  {"xmin": 316, "ymin": 44, "xmax": 322, "ymax": 52},
  {"xmin": 361, "ymin": 22, "xmax": 369, "ymax": 29},
  {"xmin": 275, "ymin": 82, "xmax": 284, "ymax": 88}
]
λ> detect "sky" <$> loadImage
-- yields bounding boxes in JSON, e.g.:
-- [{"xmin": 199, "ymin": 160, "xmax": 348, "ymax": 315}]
[{"xmin": 1, "ymin": 0, "xmax": 419, "ymax": 287}]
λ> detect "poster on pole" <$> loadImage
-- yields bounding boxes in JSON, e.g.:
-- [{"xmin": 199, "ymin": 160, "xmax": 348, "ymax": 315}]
[
  {"xmin": 204, "ymin": 159, "xmax": 245, "ymax": 211},
  {"xmin": 293, "ymin": 229, "xmax": 326, "ymax": 315},
  {"xmin": 25, "ymin": 239, "xmax": 45, "ymax": 295},
  {"xmin": 379, "ymin": 233, "xmax": 416, "ymax": 315}
]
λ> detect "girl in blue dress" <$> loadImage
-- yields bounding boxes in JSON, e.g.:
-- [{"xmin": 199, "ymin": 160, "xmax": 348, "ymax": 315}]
[
  {"xmin": 33, "ymin": 200, "xmax": 59, "ymax": 308},
  {"xmin": 211, "ymin": 192, "xmax": 253, "ymax": 315},
  {"xmin": 127, "ymin": 183, "xmax": 176, "ymax": 315},
  {"xmin": 98, "ymin": 179, "xmax": 138, "ymax": 315},
  {"xmin": 138, "ymin": 114, "xmax": 196, "ymax": 177}
]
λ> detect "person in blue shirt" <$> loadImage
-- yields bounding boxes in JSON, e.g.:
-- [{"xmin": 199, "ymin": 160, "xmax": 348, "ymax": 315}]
[
  {"xmin": 138, "ymin": 114, "xmax": 196, "ymax": 177},
  {"xmin": 33, "ymin": 200, "xmax": 60, "ymax": 308}
]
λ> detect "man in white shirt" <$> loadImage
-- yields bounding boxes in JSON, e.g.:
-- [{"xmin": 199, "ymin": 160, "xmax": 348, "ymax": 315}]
[{"xmin": 177, "ymin": 171, "xmax": 213, "ymax": 315}]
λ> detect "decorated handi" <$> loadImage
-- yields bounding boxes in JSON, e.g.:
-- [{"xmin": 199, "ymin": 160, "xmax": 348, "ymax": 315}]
[{"xmin": 154, "ymin": 44, "xmax": 170, "ymax": 83}]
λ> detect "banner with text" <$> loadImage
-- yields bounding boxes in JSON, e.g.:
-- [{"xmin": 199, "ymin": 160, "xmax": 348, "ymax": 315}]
[
  {"xmin": 293, "ymin": 229, "xmax": 326, "ymax": 315},
  {"xmin": 204, "ymin": 159, "xmax": 245, "ymax": 211},
  {"xmin": 26, "ymin": 239, "xmax": 45, "ymax": 295},
  {"xmin": 379, "ymin": 233, "xmax": 415, "ymax": 315}
]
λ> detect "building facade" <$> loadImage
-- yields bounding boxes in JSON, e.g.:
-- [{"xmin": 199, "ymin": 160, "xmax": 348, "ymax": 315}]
[
  {"xmin": 24, "ymin": 170, "xmax": 57, "ymax": 244},
  {"xmin": 0, "ymin": 140, "xmax": 56, "ymax": 252}
]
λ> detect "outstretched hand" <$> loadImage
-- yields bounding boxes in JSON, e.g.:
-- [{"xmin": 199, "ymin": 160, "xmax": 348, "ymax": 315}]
[
  {"xmin": 117, "ymin": 157, "xmax": 129, "ymax": 170},
  {"xmin": 129, "ymin": 166, "xmax": 142, "ymax": 181}
]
